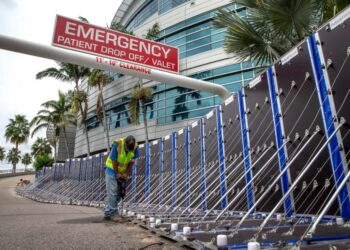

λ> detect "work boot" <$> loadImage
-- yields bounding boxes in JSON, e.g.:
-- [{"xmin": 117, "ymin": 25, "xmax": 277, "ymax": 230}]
[
  {"xmin": 103, "ymin": 216, "xmax": 111, "ymax": 221},
  {"xmin": 110, "ymin": 215, "xmax": 124, "ymax": 222}
]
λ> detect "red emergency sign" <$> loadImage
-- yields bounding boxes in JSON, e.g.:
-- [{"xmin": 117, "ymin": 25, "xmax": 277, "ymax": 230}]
[{"xmin": 52, "ymin": 15, "xmax": 179, "ymax": 73}]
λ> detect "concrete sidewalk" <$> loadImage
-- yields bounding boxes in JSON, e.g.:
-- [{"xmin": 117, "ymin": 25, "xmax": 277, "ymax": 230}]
[{"xmin": 0, "ymin": 176, "xmax": 177, "ymax": 250}]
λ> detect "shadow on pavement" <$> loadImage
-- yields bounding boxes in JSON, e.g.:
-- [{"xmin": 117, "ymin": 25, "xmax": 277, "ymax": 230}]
[
  {"xmin": 57, "ymin": 216, "xmax": 106, "ymax": 224},
  {"xmin": 57, "ymin": 216, "xmax": 131, "ymax": 225}
]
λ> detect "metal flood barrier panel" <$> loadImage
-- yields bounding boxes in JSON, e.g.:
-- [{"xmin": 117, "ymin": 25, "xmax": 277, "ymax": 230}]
[
  {"xmin": 189, "ymin": 120, "xmax": 203, "ymax": 210},
  {"xmin": 17, "ymin": 7, "xmax": 350, "ymax": 249},
  {"xmin": 221, "ymin": 95, "xmax": 248, "ymax": 212},
  {"xmin": 245, "ymin": 77, "xmax": 285, "ymax": 214},
  {"xmin": 274, "ymin": 39, "xmax": 339, "ymax": 216}
]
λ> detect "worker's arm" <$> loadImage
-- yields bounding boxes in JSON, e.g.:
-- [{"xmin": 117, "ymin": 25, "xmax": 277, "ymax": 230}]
[
  {"xmin": 125, "ymin": 147, "xmax": 139, "ymax": 179},
  {"xmin": 126, "ymin": 160, "xmax": 134, "ymax": 177},
  {"xmin": 109, "ymin": 142, "xmax": 121, "ymax": 177}
]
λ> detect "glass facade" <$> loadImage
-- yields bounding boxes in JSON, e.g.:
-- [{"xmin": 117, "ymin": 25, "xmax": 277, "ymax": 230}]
[
  {"xmin": 85, "ymin": 2, "xmax": 256, "ymax": 132},
  {"xmin": 126, "ymin": 0, "xmax": 190, "ymax": 30},
  {"xmin": 157, "ymin": 4, "xmax": 245, "ymax": 59},
  {"xmin": 87, "ymin": 61, "xmax": 258, "ymax": 131}
]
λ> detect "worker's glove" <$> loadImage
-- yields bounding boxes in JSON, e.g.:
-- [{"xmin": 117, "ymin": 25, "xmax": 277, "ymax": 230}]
[{"xmin": 116, "ymin": 173, "xmax": 128, "ymax": 182}]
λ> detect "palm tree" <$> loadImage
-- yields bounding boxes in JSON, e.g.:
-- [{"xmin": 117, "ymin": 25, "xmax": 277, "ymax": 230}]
[
  {"xmin": 5, "ymin": 115, "xmax": 29, "ymax": 173},
  {"xmin": 21, "ymin": 153, "xmax": 32, "ymax": 172},
  {"xmin": 144, "ymin": 23, "xmax": 160, "ymax": 40},
  {"xmin": 31, "ymin": 91, "xmax": 76, "ymax": 159},
  {"xmin": 321, "ymin": 0, "xmax": 350, "ymax": 20},
  {"xmin": 129, "ymin": 83, "xmax": 153, "ymax": 144},
  {"xmin": 36, "ymin": 62, "xmax": 91, "ymax": 156},
  {"xmin": 213, "ymin": 0, "xmax": 350, "ymax": 65},
  {"xmin": 6, "ymin": 148, "xmax": 21, "ymax": 172},
  {"xmin": 127, "ymin": 23, "xmax": 160, "ymax": 144},
  {"xmin": 0, "ymin": 147, "xmax": 5, "ymax": 162},
  {"xmin": 66, "ymin": 89, "xmax": 87, "ymax": 115},
  {"xmin": 31, "ymin": 137, "xmax": 52, "ymax": 158},
  {"xmin": 108, "ymin": 22, "xmax": 135, "ymax": 35},
  {"xmin": 46, "ymin": 124, "xmax": 60, "ymax": 163},
  {"xmin": 88, "ymin": 69, "xmax": 113, "ymax": 152}
]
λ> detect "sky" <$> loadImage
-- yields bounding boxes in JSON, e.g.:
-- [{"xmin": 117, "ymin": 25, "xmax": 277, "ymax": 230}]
[{"xmin": 0, "ymin": 0, "xmax": 123, "ymax": 168}]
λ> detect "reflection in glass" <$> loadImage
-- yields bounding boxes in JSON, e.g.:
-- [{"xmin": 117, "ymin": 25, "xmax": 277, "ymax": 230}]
[{"xmin": 172, "ymin": 87, "xmax": 202, "ymax": 121}]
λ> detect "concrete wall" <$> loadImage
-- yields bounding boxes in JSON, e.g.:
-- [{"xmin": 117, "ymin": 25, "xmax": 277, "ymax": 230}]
[{"xmin": 56, "ymin": 124, "xmax": 76, "ymax": 161}]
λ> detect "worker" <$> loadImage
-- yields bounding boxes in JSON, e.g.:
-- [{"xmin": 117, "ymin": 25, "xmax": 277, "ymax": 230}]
[{"xmin": 104, "ymin": 135, "xmax": 139, "ymax": 221}]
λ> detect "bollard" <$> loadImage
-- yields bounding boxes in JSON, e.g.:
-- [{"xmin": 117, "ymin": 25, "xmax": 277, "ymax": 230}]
[
  {"xmin": 171, "ymin": 223, "xmax": 178, "ymax": 231},
  {"xmin": 336, "ymin": 217, "xmax": 345, "ymax": 225},
  {"xmin": 217, "ymin": 234, "xmax": 228, "ymax": 248},
  {"xmin": 276, "ymin": 214, "xmax": 282, "ymax": 221},
  {"xmin": 248, "ymin": 241, "xmax": 261, "ymax": 250},
  {"xmin": 183, "ymin": 226, "xmax": 191, "ymax": 235}
]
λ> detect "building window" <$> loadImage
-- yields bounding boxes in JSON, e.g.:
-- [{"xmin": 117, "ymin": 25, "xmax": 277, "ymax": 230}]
[
  {"xmin": 156, "ymin": 4, "xmax": 245, "ymax": 59},
  {"xmin": 87, "ymin": 61, "xmax": 256, "ymax": 131},
  {"xmin": 125, "ymin": 0, "xmax": 190, "ymax": 30}
]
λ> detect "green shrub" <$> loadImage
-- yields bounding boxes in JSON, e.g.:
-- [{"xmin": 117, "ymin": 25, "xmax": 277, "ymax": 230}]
[{"xmin": 33, "ymin": 154, "xmax": 54, "ymax": 171}]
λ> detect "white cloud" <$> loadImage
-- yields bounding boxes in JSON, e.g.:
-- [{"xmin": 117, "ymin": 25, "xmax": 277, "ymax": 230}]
[{"xmin": 0, "ymin": 0, "xmax": 123, "ymax": 162}]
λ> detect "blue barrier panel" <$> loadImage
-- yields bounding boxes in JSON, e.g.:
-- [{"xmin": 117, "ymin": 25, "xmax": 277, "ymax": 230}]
[
  {"xmin": 77, "ymin": 159, "xmax": 82, "ymax": 182},
  {"xmin": 145, "ymin": 142, "xmax": 151, "ymax": 202},
  {"xmin": 308, "ymin": 34, "xmax": 350, "ymax": 219},
  {"xmin": 132, "ymin": 158, "xmax": 137, "ymax": 204},
  {"xmin": 99, "ymin": 153, "xmax": 103, "ymax": 199},
  {"xmin": 171, "ymin": 132, "xmax": 177, "ymax": 208},
  {"xmin": 53, "ymin": 165, "xmax": 57, "ymax": 181},
  {"xmin": 200, "ymin": 118, "xmax": 207, "ymax": 211},
  {"xmin": 216, "ymin": 105, "xmax": 228, "ymax": 209},
  {"xmin": 68, "ymin": 159, "xmax": 73, "ymax": 176},
  {"xmin": 159, "ymin": 138, "xmax": 164, "ymax": 205},
  {"xmin": 185, "ymin": 127, "xmax": 191, "ymax": 208},
  {"xmin": 267, "ymin": 67, "xmax": 294, "ymax": 216},
  {"xmin": 84, "ymin": 158, "xmax": 88, "ymax": 195},
  {"xmin": 238, "ymin": 90, "xmax": 255, "ymax": 209},
  {"xmin": 90, "ymin": 156, "xmax": 95, "ymax": 194}
]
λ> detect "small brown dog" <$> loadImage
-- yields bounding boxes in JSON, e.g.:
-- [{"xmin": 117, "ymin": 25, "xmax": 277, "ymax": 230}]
[{"xmin": 16, "ymin": 179, "xmax": 31, "ymax": 186}]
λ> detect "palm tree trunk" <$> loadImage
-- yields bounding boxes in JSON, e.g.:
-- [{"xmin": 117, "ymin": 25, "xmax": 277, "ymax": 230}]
[
  {"xmin": 99, "ymin": 86, "xmax": 110, "ymax": 153},
  {"xmin": 54, "ymin": 141, "xmax": 57, "ymax": 164},
  {"xmin": 63, "ymin": 127, "xmax": 70, "ymax": 158},
  {"xmin": 138, "ymin": 78, "xmax": 149, "ymax": 144},
  {"xmin": 14, "ymin": 143, "xmax": 18, "ymax": 173},
  {"xmin": 142, "ymin": 103, "xmax": 149, "ymax": 144},
  {"xmin": 75, "ymin": 81, "xmax": 91, "ymax": 156}
]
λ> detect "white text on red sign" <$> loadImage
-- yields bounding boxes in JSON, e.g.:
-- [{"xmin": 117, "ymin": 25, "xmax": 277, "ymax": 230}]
[{"xmin": 52, "ymin": 15, "xmax": 179, "ymax": 73}]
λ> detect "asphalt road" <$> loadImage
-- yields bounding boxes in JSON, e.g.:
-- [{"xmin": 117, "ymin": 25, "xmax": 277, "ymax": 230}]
[{"xmin": 0, "ymin": 175, "xmax": 177, "ymax": 250}]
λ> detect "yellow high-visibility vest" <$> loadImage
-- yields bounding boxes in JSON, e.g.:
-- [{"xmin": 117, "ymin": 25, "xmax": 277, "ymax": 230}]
[{"xmin": 105, "ymin": 138, "xmax": 137, "ymax": 174}]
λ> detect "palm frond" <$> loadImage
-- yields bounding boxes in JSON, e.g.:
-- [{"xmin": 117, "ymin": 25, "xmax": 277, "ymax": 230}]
[
  {"xmin": 78, "ymin": 16, "xmax": 89, "ymax": 23},
  {"xmin": 144, "ymin": 23, "xmax": 161, "ymax": 41},
  {"xmin": 36, "ymin": 68, "xmax": 70, "ymax": 82},
  {"xmin": 31, "ymin": 123, "xmax": 49, "ymax": 138}
]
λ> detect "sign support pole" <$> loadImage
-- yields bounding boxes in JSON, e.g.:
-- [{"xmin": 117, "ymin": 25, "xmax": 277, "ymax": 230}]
[{"xmin": 0, "ymin": 34, "xmax": 230, "ymax": 100}]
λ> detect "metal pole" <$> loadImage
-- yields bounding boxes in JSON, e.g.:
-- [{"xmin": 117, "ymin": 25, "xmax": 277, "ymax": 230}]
[
  {"xmin": 306, "ymin": 162, "xmax": 350, "ymax": 238},
  {"xmin": 181, "ymin": 156, "xmax": 242, "ymax": 218},
  {"xmin": 0, "ymin": 34, "xmax": 230, "ymax": 100},
  {"xmin": 259, "ymin": 120, "xmax": 344, "ymax": 231},
  {"xmin": 236, "ymin": 131, "xmax": 319, "ymax": 229},
  {"xmin": 212, "ymin": 141, "xmax": 289, "ymax": 222},
  {"xmin": 199, "ymin": 144, "xmax": 274, "ymax": 220}
]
